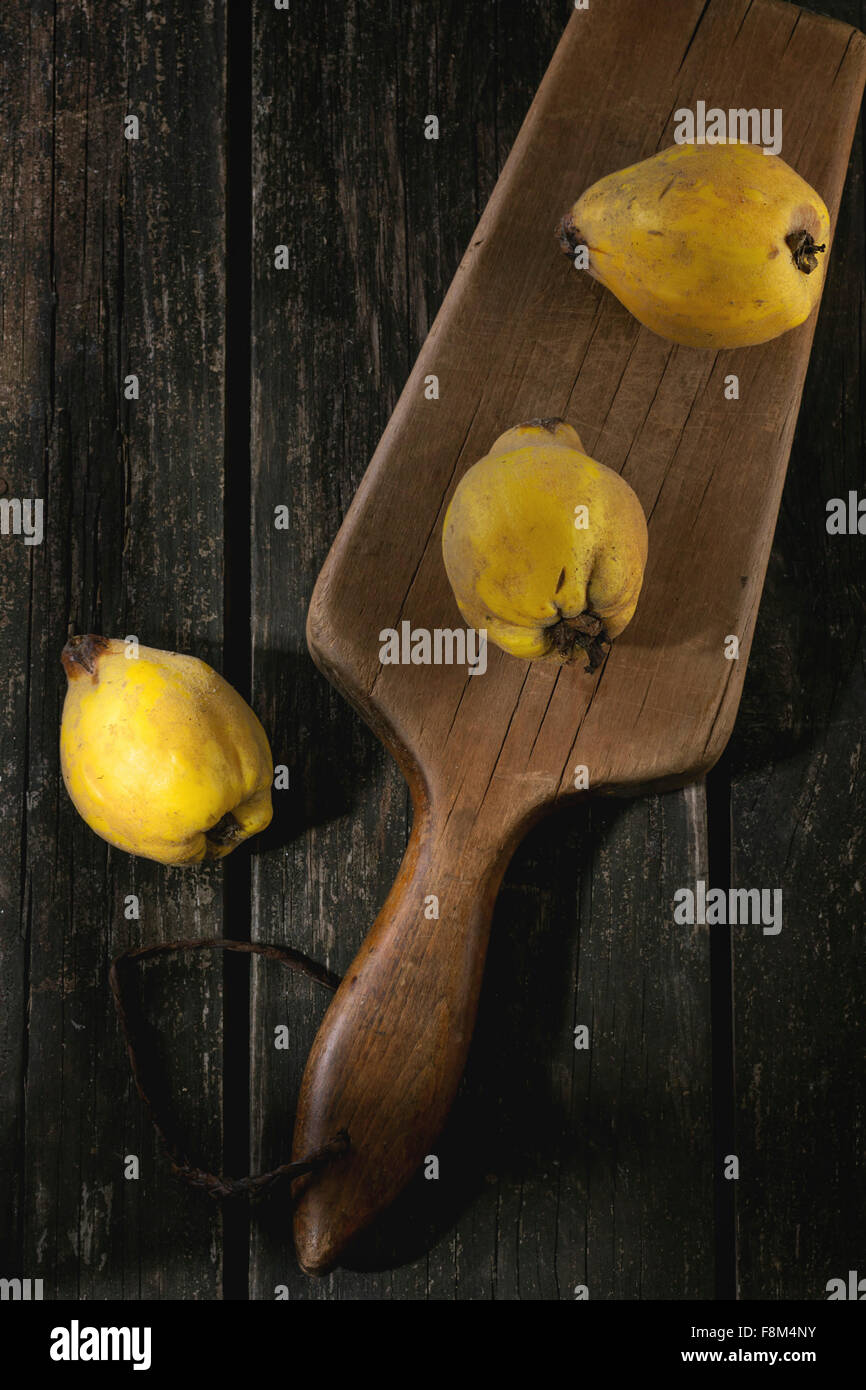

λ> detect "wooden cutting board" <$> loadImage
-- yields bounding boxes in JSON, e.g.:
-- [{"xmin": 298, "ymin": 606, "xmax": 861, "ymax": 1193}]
[{"xmin": 291, "ymin": 0, "xmax": 866, "ymax": 1273}]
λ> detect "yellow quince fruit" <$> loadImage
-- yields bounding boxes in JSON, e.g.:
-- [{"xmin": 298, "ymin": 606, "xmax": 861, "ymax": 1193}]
[
  {"xmin": 60, "ymin": 635, "xmax": 273, "ymax": 865},
  {"xmin": 442, "ymin": 419, "xmax": 648, "ymax": 671},
  {"xmin": 559, "ymin": 141, "xmax": 830, "ymax": 348}
]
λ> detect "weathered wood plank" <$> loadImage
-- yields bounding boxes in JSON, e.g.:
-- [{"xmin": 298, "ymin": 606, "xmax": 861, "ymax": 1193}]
[
  {"xmin": 248, "ymin": 0, "xmax": 443, "ymax": 1298},
  {"xmin": 727, "ymin": 0, "xmax": 866, "ymax": 1301},
  {"xmin": 0, "ymin": 0, "xmax": 53, "ymax": 1282},
  {"xmin": 0, "ymin": 0, "xmax": 228, "ymax": 1298},
  {"xmin": 249, "ymin": 0, "xmax": 711, "ymax": 1297}
]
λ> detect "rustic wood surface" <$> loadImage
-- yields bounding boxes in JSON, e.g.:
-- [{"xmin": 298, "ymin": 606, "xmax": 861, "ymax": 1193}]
[
  {"xmin": 0, "ymin": 0, "xmax": 228, "ymax": 1297},
  {"xmin": 725, "ymin": 0, "xmax": 866, "ymax": 1296},
  {"xmin": 0, "ymin": 0, "xmax": 863, "ymax": 1301},
  {"xmin": 288, "ymin": 0, "xmax": 866, "ymax": 1274}
]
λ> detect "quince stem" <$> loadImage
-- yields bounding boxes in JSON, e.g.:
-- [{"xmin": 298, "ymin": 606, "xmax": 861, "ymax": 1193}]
[
  {"xmin": 558, "ymin": 214, "xmax": 584, "ymax": 258},
  {"xmin": 61, "ymin": 633, "xmax": 109, "ymax": 680},
  {"xmin": 524, "ymin": 415, "xmax": 565, "ymax": 432}
]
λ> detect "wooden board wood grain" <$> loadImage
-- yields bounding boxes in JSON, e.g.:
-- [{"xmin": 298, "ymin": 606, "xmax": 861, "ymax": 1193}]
[
  {"xmin": 290, "ymin": 0, "xmax": 866, "ymax": 1272},
  {"xmin": 0, "ymin": 0, "xmax": 228, "ymax": 1298},
  {"xmin": 249, "ymin": 0, "xmax": 714, "ymax": 1299}
]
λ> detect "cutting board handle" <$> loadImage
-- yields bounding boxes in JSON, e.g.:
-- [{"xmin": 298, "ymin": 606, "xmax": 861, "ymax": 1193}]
[{"xmin": 291, "ymin": 787, "xmax": 514, "ymax": 1274}]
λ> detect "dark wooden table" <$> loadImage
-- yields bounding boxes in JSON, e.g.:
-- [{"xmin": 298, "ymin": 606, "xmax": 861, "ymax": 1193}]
[{"xmin": 1, "ymin": 0, "xmax": 863, "ymax": 1301}]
